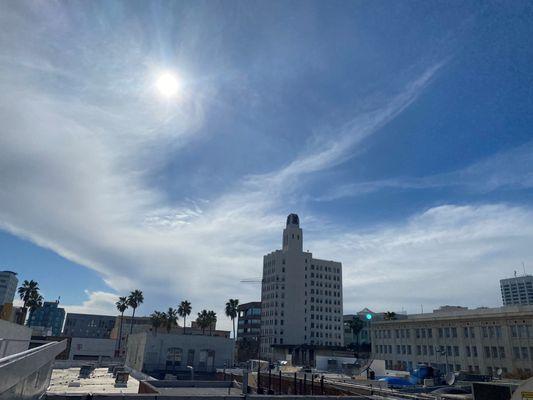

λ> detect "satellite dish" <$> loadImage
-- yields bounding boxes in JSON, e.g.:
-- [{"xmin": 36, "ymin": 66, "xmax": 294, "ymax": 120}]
[
  {"xmin": 496, "ymin": 368, "xmax": 503, "ymax": 377},
  {"xmin": 445, "ymin": 372, "xmax": 456, "ymax": 386}
]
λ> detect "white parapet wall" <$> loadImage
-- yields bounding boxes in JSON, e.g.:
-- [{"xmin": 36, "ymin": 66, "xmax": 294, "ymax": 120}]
[
  {"xmin": 0, "ymin": 319, "xmax": 32, "ymax": 357},
  {"xmin": 0, "ymin": 340, "xmax": 67, "ymax": 399}
]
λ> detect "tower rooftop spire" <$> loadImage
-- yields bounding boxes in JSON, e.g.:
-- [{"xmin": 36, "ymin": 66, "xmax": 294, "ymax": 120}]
[{"xmin": 286, "ymin": 213, "xmax": 299, "ymax": 227}]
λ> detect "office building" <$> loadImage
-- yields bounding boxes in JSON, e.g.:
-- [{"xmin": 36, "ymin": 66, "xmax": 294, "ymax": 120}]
[
  {"xmin": 237, "ymin": 301, "xmax": 261, "ymax": 341},
  {"xmin": 501, "ymin": 275, "xmax": 533, "ymax": 306},
  {"xmin": 260, "ymin": 214, "xmax": 343, "ymax": 362},
  {"xmin": 371, "ymin": 305, "xmax": 533, "ymax": 377},
  {"xmin": 63, "ymin": 313, "xmax": 116, "ymax": 338},
  {"xmin": 0, "ymin": 270, "xmax": 18, "ymax": 306},
  {"xmin": 236, "ymin": 301, "xmax": 261, "ymax": 362},
  {"xmin": 27, "ymin": 300, "xmax": 65, "ymax": 336}
]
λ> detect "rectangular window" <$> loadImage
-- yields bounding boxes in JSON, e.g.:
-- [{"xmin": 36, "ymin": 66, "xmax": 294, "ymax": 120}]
[
  {"xmin": 484, "ymin": 346, "xmax": 491, "ymax": 358},
  {"xmin": 454, "ymin": 346, "xmax": 460, "ymax": 357},
  {"xmin": 451, "ymin": 327, "xmax": 457, "ymax": 338},
  {"xmin": 499, "ymin": 346, "xmax": 505, "ymax": 359},
  {"xmin": 466, "ymin": 346, "xmax": 471, "ymax": 357}
]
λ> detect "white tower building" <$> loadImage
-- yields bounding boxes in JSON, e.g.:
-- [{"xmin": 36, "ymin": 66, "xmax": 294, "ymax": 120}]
[{"xmin": 260, "ymin": 214, "xmax": 343, "ymax": 363}]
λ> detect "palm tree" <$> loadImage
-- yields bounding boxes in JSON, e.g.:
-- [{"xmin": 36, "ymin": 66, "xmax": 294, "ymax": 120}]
[
  {"xmin": 164, "ymin": 307, "xmax": 178, "ymax": 333},
  {"xmin": 127, "ymin": 289, "xmax": 144, "ymax": 334},
  {"xmin": 196, "ymin": 310, "xmax": 210, "ymax": 335},
  {"xmin": 115, "ymin": 296, "xmax": 129, "ymax": 356},
  {"xmin": 225, "ymin": 299, "xmax": 239, "ymax": 340},
  {"xmin": 17, "ymin": 280, "xmax": 40, "ymax": 325},
  {"xmin": 150, "ymin": 311, "xmax": 165, "ymax": 335},
  {"xmin": 27, "ymin": 292, "xmax": 43, "ymax": 311},
  {"xmin": 207, "ymin": 310, "xmax": 217, "ymax": 336},
  {"xmin": 178, "ymin": 300, "xmax": 192, "ymax": 334},
  {"xmin": 346, "ymin": 318, "xmax": 364, "ymax": 350}
]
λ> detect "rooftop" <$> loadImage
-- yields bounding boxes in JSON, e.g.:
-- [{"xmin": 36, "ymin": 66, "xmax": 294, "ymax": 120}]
[{"xmin": 47, "ymin": 367, "xmax": 139, "ymax": 394}]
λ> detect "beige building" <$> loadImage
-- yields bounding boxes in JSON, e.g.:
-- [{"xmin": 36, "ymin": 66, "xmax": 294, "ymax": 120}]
[
  {"xmin": 261, "ymin": 214, "xmax": 343, "ymax": 362},
  {"xmin": 371, "ymin": 305, "xmax": 533, "ymax": 377}
]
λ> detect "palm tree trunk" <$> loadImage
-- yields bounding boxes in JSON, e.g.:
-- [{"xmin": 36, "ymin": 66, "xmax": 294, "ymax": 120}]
[
  {"xmin": 117, "ymin": 312, "xmax": 124, "ymax": 357},
  {"xmin": 232, "ymin": 318, "xmax": 236, "ymax": 340},
  {"xmin": 183, "ymin": 317, "xmax": 186, "ymax": 334},
  {"xmin": 130, "ymin": 307, "xmax": 136, "ymax": 334}
]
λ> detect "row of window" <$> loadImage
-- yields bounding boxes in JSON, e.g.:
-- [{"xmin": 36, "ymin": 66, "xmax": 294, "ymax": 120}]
[{"xmin": 376, "ymin": 324, "xmax": 533, "ymax": 340}]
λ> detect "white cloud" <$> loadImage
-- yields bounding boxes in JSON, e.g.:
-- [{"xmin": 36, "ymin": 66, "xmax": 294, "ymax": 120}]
[
  {"xmin": 309, "ymin": 204, "xmax": 533, "ymax": 314},
  {"xmin": 62, "ymin": 291, "xmax": 119, "ymax": 316}
]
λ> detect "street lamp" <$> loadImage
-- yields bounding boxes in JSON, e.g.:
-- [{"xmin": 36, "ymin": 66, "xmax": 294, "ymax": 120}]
[{"xmin": 436, "ymin": 346, "xmax": 449, "ymax": 375}]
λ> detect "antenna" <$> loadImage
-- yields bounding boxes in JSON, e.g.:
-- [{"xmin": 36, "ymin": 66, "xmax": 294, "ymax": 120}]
[
  {"xmin": 514, "ymin": 270, "xmax": 517, "ymax": 278},
  {"xmin": 523, "ymin": 262, "xmax": 527, "ymax": 276}
]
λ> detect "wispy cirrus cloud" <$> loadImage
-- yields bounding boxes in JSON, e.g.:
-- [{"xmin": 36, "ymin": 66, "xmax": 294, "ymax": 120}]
[{"xmin": 314, "ymin": 140, "xmax": 533, "ymax": 201}]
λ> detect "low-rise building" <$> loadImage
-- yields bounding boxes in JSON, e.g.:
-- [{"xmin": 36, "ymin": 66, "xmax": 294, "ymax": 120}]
[
  {"xmin": 63, "ymin": 313, "xmax": 116, "ymax": 338},
  {"xmin": 69, "ymin": 337, "xmax": 116, "ymax": 361},
  {"xmin": 371, "ymin": 305, "xmax": 533, "ymax": 378},
  {"xmin": 126, "ymin": 332, "xmax": 234, "ymax": 375}
]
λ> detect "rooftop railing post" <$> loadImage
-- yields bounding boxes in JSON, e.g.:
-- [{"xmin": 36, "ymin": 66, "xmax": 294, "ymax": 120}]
[
  {"xmin": 294, "ymin": 372, "xmax": 297, "ymax": 395},
  {"xmin": 311, "ymin": 374, "xmax": 314, "ymax": 395},
  {"xmin": 268, "ymin": 365, "xmax": 272, "ymax": 393},
  {"xmin": 278, "ymin": 369, "xmax": 282, "ymax": 394},
  {"xmin": 303, "ymin": 373, "xmax": 307, "ymax": 395},
  {"xmin": 321, "ymin": 375, "xmax": 324, "ymax": 395}
]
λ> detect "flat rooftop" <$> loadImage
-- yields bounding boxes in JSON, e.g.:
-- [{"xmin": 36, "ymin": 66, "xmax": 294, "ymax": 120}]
[{"xmin": 47, "ymin": 367, "xmax": 139, "ymax": 394}]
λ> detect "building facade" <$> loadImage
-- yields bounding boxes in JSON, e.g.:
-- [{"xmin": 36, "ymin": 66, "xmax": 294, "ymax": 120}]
[
  {"xmin": 63, "ymin": 313, "xmax": 116, "ymax": 338},
  {"xmin": 371, "ymin": 305, "xmax": 533, "ymax": 377},
  {"xmin": 260, "ymin": 214, "xmax": 343, "ymax": 361},
  {"xmin": 27, "ymin": 301, "xmax": 65, "ymax": 336},
  {"xmin": 501, "ymin": 275, "xmax": 533, "ymax": 306},
  {"xmin": 69, "ymin": 337, "xmax": 116, "ymax": 361},
  {"xmin": 237, "ymin": 301, "xmax": 261, "ymax": 341},
  {"xmin": 0, "ymin": 271, "xmax": 18, "ymax": 306},
  {"xmin": 126, "ymin": 332, "xmax": 234, "ymax": 375}
]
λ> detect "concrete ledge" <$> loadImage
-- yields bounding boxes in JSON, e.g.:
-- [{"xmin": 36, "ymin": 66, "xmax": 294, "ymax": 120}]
[{"xmin": 0, "ymin": 340, "xmax": 67, "ymax": 396}]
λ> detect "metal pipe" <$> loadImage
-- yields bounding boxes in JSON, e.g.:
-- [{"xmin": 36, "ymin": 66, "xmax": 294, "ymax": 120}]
[
  {"xmin": 294, "ymin": 372, "xmax": 297, "ymax": 395},
  {"xmin": 311, "ymin": 374, "xmax": 314, "ymax": 395},
  {"xmin": 320, "ymin": 375, "xmax": 324, "ymax": 395},
  {"xmin": 303, "ymin": 373, "xmax": 307, "ymax": 395},
  {"xmin": 278, "ymin": 369, "xmax": 282, "ymax": 394}
]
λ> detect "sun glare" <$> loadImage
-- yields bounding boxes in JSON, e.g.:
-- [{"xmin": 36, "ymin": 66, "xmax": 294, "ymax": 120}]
[{"xmin": 155, "ymin": 72, "xmax": 180, "ymax": 98}]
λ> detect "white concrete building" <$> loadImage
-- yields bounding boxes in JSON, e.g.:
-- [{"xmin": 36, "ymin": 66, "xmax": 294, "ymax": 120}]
[
  {"xmin": 0, "ymin": 271, "xmax": 18, "ymax": 307},
  {"xmin": 371, "ymin": 305, "xmax": 533, "ymax": 378},
  {"xmin": 260, "ymin": 214, "xmax": 343, "ymax": 362},
  {"xmin": 501, "ymin": 275, "xmax": 533, "ymax": 306}
]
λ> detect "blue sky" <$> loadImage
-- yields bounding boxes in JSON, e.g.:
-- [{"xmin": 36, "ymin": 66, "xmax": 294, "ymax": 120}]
[{"xmin": 1, "ymin": 1, "xmax": 533, "ymax": 329}]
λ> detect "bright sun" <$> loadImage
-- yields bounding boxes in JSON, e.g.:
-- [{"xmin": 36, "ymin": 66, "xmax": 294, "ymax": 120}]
[{"xmin": 155, "ymin": 72, "xmax": 180, "ymax": 98}]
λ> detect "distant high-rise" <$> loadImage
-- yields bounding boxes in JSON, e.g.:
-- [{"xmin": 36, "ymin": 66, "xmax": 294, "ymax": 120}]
[
  {"xmin": 500, "ymin": 274, "xmax": 533, "ymax": 306},
  {"xmin": 27, "ymin": 301, "xmax": 65, "ymax": 336},
  {"xmin": 0, "ymin": 270, "xmax": 18, "ymax": 306},
  {"xmin": 260, "ymin": 214, "xmax": 343, "ymax": 362}
]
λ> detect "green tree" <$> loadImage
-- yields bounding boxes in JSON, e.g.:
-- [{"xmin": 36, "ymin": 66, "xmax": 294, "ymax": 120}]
[
  {"xmin": 225, "ymin": 299, "xmax": 239, "ymax": 340},
  {"xmin": 150, "ymin": 311, "xmax": 165, "ymax": 335},
  {"xmin": 17, "ymin": 280, "xmax": 40, "ymax": 325},
  {"xmin": 26, "ymin": 292, "xmax": 43, "ymax": 311},
  {"xmin": 196, "ymin": 309, "xmax": 210, "ymax": 335},
  {"xmin": 115, "ymin": 296, "xmax": 129, "ymax": 356},
  {"xmin": 207, "ymin": 310, "xmax": 217, "ymax": 336},
  {"xmin": 164, "ymin": 307, "xmax": 179, "ymax": 333},
  {"xmin": 178, "ymin": 300, "xmax": 192, "ymax": 334},
  {"xmin": 127, "ymin": 289, "xmax": 144, "ymax": 334},
  {"xmin": 345, "ymin": 318, "xmax": 365, "ymax": 347}
]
